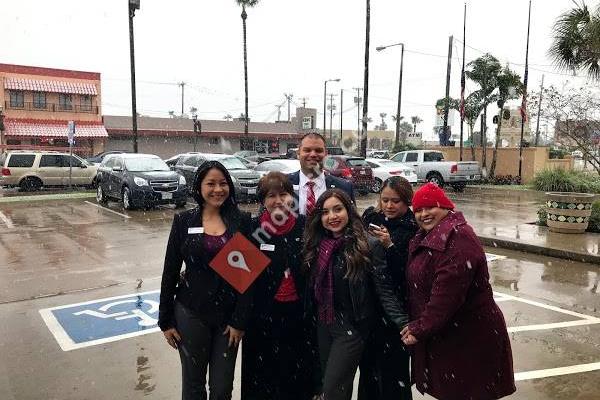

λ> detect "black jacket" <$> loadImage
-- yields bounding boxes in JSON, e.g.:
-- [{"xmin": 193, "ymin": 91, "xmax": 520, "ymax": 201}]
[
  {"xmin": 248, "ymin": 214, "xmax": 307, "ymax": 319},
  {"xmin": 158, "ymin": 207, "xmax": 252, "ymax": 331},
  {"xmin": 362, "ymin": 206, "xmax": 418, "ymax": 302},
  {"xmin": 306, "ymin": 235, "xmax": 409, "ymax": 329},
  {"xmin": 287, "ymin": 171, "xmax": 356, "ymax": 204}
]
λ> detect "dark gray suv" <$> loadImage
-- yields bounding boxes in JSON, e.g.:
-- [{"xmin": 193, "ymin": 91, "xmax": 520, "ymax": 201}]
[{"xmin": 175, "ymin": 153, "xmax": 261, "ymax": 202}]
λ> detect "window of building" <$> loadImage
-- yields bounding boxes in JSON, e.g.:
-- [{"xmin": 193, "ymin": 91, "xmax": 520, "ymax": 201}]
[
  {"xmin": 9, "ymin": 91, "xmax": 24, "ymax": 108},
  {"xmin": 209, "ymin": 137, "xmax": 219, "ymax": 145},
  {"xmin": 33, "ymin": 92, "xmax": 47, "ymax": 109},
  {"xmin": 80, "ymin": 95, "xmax": 92, "ymax": 112},
  {"xmin": 59, "ymin": 94, "xmax": 73, "ymax": 110}
]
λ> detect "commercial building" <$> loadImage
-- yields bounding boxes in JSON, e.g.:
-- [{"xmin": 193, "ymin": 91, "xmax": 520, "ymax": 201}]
[{"xmin": 0, "ymin": 63, "xmax": 108, "ymax": 156}]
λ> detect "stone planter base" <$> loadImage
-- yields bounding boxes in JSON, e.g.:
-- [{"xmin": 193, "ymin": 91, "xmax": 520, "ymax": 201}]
[{"xmin": 545, "ymin": 192, "xmax": 596, "ymax": 234}]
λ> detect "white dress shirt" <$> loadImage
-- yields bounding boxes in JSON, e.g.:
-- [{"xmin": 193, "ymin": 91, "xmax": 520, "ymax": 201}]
[{"xmin": 298, "ymin": 171, "xmax": 326, "ymax": 215}]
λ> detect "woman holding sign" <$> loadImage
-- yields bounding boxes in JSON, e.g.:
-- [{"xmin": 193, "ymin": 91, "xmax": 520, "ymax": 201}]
[
  {"xmin": 158, "ymin": 161, "xmax": 252, "ymax": 400},
  {"xmin": 303, "ymin": 189, "xmax": 409, "ymax": 400},
  {"xmin": 242, "ymin": 171, "xmax": 318, "ymax": 400}
]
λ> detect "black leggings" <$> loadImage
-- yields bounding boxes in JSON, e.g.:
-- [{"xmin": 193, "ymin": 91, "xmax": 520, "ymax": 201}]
[
  {"xmin": 174, "ymin": 302, "xmax": 238, "ymax": 400},
  {"xmin": 317, "ymin": 319, "xmax": 366, "ymax": 400}
]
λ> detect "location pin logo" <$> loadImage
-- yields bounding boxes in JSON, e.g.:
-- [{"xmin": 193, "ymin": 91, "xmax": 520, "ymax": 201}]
[{"xmin": 227, "ymin": 251, "xmax": 251, "ymax": 272}]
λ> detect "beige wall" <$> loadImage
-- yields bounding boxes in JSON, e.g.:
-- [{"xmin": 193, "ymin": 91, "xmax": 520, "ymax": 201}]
[{"xmin": 429, "ymin": 146, "xmax": 572, "ymax": 183}]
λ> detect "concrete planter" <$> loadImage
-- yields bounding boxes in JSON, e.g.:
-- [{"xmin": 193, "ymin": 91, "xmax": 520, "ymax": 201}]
[{"xmin": 545, "ymin": 192, "xmax": 596, "ymax": 233}]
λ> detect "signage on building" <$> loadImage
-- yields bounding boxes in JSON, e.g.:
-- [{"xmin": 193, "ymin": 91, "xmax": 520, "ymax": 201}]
[{"xmin": 67, "ymin": 121, "xmax": 76, "ymax": 145}]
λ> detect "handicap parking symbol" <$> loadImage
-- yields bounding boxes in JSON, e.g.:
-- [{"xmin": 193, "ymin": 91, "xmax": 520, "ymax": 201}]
[{"xmin": 39, "ymin": 290, "xmax": 161, "ymax": 351}]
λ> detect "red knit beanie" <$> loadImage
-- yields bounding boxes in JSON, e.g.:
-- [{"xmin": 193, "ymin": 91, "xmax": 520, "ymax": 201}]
[{"xmin": 412, "ymin": 183, "xmax": 455, "ymax": 212}]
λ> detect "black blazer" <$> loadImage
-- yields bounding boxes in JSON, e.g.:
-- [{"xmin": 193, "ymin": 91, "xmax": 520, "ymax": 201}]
[
  {"xmin": 248, "ymin": 214, "xmax": 307, "ymax": 320},
  {"xmin": 158, "ymin": 207, "xmax": 252, "ymax": 331},
  {"xmin": 287, "ymin": 171, "xmax": 356, "ymax": 205}
]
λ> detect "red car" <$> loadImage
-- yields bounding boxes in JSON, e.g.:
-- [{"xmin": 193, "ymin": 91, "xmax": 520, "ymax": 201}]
[{"xmin": 323, "ymin": 156, "xmax": 374, "ymax": 195}]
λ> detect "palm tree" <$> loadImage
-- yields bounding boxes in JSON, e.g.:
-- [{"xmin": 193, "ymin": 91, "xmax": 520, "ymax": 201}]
[
  {"xmin": 168, "ymin": 111, "xmax": 175, "ymax": 118},
  {"xmin": 466, "ymin": 54, "xmax": 502, "ymax": 174},
  {"xmin": 489, "ymin": 66, "xmax": 522, "ymax": 177},
  {"xmin": 189, "ymin": 106, "xmax": 198, "ymax": 115},
  {"xmin": 236, "ymin": 0, "xmax": 260, "ymax": 135},
  {"xmin": 223, "ymin": 114, "xmax": 233, "ymax": 121},
  {"xmin": 411, "ymin": 115, "xmax": 423, "ymax": 133},
  {"xmin": 549, "ymin": 2, "xmax": 600, "ymax": 80},
  {"xmin": 361, "ymin": 0, "xmax": 371, "ymax": 158}
]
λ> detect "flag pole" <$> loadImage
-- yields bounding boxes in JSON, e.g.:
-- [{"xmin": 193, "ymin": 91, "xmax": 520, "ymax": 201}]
[
  {"xmin": 518, "ymin": 0, "xmax": 532, "ymax": 181},
  {"xmin": 459, "ymin": 2, "xmax": 466, "ymax": 161}
]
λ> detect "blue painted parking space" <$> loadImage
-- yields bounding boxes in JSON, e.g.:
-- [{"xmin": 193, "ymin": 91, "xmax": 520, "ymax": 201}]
[{"xmin": 39, "ymin": 290, "xmax": 160, "ymax": 351}]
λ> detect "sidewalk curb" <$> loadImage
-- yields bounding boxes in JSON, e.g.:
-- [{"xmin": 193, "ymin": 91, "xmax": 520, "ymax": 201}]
[
  {"xmin": 478, "ymin": 235, "xmax": 600, "ymax": 265},
  {"xmin": 0, "ymin": 192, "xmax": 95, "ymax": 203}
]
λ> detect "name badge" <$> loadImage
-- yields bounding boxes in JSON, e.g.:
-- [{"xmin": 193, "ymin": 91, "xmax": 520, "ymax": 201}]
[
  {"xmin": 188, "ymin": 227, "xmax": 204, "ymax": 234},
  {"xmin": 293, "ymin": 185, "xmax": 300, "ymax": 191},
  {"xmin": 260, "ymin": 243, "xmax": 275, "ymax": 252}
]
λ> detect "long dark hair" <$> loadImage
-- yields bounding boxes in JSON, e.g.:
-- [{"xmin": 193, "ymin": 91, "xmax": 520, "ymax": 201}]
[
  {"xmin": 192, "ymin": 161, "xmax": 240, "ymax": 221},
  {"xmin": 303, "ymin": 189, "xmax": 370, "ymax": 282}
]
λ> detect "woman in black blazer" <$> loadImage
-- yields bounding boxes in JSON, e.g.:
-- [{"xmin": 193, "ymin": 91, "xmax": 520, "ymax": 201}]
[
  {"xmin": 159, "ymin": 161, "xmax": 251, "ymax": 400},
  {"xmin": 242, "ymin": 171, "xmax": 318, "ymax": 400}
]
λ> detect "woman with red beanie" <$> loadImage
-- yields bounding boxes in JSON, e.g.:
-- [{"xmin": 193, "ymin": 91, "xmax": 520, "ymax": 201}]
[{"xmin": 401, "ymin": 183, "xmax": 516, "ymax": 400}]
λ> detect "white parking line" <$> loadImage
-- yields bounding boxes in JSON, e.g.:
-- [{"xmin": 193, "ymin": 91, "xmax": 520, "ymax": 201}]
[
  {"xmin": 494, "ymin": 291, "xmax": 599, "ymax": 321},
  {"xmin": 515, "ymin": 362, "xmax": 600, "ymax": 381},
  {"xmin": 0, "ymin": 211, "xmax": 15, "ymax": 228},
  {"xmin": 508, "ymin": 319, "xmax": 600, "ymax": 333},
  {"xmin": 84, "ymin": 201, "xmax": 131, "ymax": 219}
]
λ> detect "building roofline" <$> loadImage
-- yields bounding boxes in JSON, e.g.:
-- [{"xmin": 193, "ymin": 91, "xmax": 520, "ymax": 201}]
[{"xmin": 0, "ymin": 63, "xmax": 100, "ymax": 80}]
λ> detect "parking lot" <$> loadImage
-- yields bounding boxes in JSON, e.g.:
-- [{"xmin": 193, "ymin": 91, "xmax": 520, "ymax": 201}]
[{"xmin": 1, "ymin": 196, "xmax": 600, "ymax": 399}]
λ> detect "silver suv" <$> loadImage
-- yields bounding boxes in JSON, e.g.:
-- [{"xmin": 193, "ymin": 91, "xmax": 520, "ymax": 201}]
[{"xmin": 0, "ymin": 150, "xmax": 98, "ymax": 191}]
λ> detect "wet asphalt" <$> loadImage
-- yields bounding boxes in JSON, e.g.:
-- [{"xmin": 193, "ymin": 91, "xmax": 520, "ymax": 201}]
[{"xmin": 0, "ymin": 192, "xmax": 599, "ymax": 399}]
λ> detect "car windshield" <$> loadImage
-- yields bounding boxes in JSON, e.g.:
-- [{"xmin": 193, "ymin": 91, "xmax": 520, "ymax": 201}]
[
  {"xmin": 214, "ymin": 157, "xmax": 247, "ymax": 170},
  {"xmin": 124, "ymin": 157, "xmax": 170, "ymax": 172},
  {"xmin": 346, "ymin": 158, "xmax": 369, "ymax": 167}
]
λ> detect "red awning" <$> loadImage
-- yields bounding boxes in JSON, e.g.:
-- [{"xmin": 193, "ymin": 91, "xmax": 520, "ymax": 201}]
[
  {"xmin": 4, "ymin": 77, "xmax": 98, "ymax": 95},
  {"xmin": 5, "ymin": 119, "xmax": 108, "ymax": 138}
]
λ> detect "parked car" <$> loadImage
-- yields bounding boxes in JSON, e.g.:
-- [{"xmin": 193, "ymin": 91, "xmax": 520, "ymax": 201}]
[
  {"xmin": 390, "ymin": 150, "xmax": 481, "ymax": 191},
  {"xmin": 254, "ymin": 159, "xmax": 301, "ymax": 177},
  {"xmin": 366, "ymin": 158, "xmax": 417, "ymax": 192},
  {"xmin": 87, "ymin": 150, "xmax": 132, "ymax": 165},
  {"xmin": 164, "ymin": 152, "xmax": 201, "ymax": 169},
  {"xmin": 233, "ymin": 150, "xmax": 261, "ymax": 162},
  {"xmin": 366, "ymin": 149, "xmax": 390, "ymax": 159},
  {"xmin": 323, "ymin": 155, "xmax": 374, "ymax": 195},
  {"xmin": 0, "ymin": 150, "xmax": 98, "ymax": 191},
  {"xmin": 95, "ymin": 153, "xmax": 187, "ymax": 210},
  {"xmin": 236, "ymin": 156, "xmax": 258, "ymax": 169},
  {"xmin": 175, "ymin": 153, "xmax": 261, "ymax": 202}
]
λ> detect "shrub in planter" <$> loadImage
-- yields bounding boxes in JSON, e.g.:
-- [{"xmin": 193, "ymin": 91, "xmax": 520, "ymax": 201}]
[
  {"xmin": 532, "ymin": 169, "xmax": 600, "ymax": 194},
  {"xmin": 537, "ymin": 207, "xmax": 547, "ymax": 226},
  {"xmin": 589, "ymin": 201, "xmax": 600, "ymax": 233}
]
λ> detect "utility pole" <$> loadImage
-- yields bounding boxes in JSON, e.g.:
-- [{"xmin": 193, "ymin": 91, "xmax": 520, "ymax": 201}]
[
  {"xmin": 299, "ymin": 97, "xmax": 307, "ymax": 108},
  {"xmin": 128, "ymin": 0, "xmax": 140, "ymax": 153},
  {"xmin": 442, "ymin": 35, "xmax": 453, "ymax": 146},
  {"xmin": 459, "ymin": 3, "xmax": 467, "ymax": 160},
  {"xmin": 354, "ymin": 87, "xmax": 363, "ymax": 153},
  {"xmin": 179, "ymin": 82, "xmax": 185, "ymax": 116},
  {"xmin": 339, "ymin": 89, "xmax": 344, "ymax": 145},
  {"xmin": 284, "ymin": 93, "xmax": 293, "ymax": 122},
  {"xmin": 534, "ymin": 74, "xmax": 544, "ymax": 146},
  {"xmin": 328, "ymin": 93, "xmax": 337, "ymax": 142},
  {"xmin": 518, "ymin": 0, "xmax": 532, "ymax": 179}
]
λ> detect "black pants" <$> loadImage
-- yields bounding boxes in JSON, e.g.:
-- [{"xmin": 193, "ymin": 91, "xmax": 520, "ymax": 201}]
[
  {"xmin": 317, "ymin": 318, "xmax": 366, "ymax": 400},
  {"xmin": 174, "ymin": 302, "xmax": 238, "ymax": 400},
  {"xmin": 358, "ymin": 321, "xmax": 412, "ymax": 400},
  {"xmin": 242, "ymin": 300, "xmax": 314, "ymax": 400}
]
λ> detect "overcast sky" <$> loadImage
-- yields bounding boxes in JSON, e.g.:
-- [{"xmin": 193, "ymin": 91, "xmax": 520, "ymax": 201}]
[{"xmin": 2, "ymin": 0, "xmax": 598, "ymax": 140}]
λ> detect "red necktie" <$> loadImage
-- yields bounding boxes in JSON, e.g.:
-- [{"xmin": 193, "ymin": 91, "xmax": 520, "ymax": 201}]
[{"xmin": 306, "ymin": 181, "xmax": 316, "ymax": 216}]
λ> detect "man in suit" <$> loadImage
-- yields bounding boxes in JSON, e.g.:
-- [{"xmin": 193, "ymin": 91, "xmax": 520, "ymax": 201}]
[{"xmin": 288, "ymin": 132, "xmax": 355, "ymax": 216}]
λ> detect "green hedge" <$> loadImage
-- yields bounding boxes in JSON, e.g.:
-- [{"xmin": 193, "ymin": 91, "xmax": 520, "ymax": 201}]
[{"xmin": 532, "ymin": 169, "xmax": 600, "ymax": 194}]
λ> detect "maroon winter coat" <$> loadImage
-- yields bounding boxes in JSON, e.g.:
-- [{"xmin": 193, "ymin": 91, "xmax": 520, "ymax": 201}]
[{"xmin": 406, "ymin": 211, "xmax": 516, "ymax": 400}]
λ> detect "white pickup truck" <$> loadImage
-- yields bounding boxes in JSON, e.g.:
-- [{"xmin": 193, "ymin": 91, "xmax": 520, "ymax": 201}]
[{"xmin": 390, "ymin": 150, "xmax": 481, "ymax": 191}]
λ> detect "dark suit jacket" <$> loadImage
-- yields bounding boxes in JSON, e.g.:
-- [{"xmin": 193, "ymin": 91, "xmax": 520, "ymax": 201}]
[{"xmin": 287, "ymin": 171, "xmax": 355, "ymax": 206}]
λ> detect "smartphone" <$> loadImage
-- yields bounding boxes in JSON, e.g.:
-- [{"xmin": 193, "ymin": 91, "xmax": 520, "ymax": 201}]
[{"xmin": 368, "ymin": 223, "xmax": 381, "ymax": 231}]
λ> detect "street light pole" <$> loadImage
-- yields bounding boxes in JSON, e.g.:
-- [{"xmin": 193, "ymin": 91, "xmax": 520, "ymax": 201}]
[
  {"xmin": 376, "ymin": 43, "xmax": 404, "ymax": 148},
  {"xmin": 192, "ymin": 113, "xmax": 199, "ymax": 152},
  {"xmin": 128, "ymin": 0, "xmax": 140, "ymax": 153},
  {"xmin": 323, "ymin": 79, "xmax": 340, "ymax": 139}
]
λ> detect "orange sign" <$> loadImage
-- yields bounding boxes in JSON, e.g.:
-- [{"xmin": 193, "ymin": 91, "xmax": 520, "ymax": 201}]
[{"xmin": 209, "ymin": 232, "xmax": 271, "ymax": 294}]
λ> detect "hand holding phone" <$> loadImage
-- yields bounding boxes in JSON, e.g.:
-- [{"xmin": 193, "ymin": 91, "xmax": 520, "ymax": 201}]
[{"xmin": 369, "ymin": 223, "xmax": 382, "ymax": 231}]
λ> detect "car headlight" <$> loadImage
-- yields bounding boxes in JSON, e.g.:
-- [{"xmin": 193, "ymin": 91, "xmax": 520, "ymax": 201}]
[
  {"xmin": 134, "ymin": 177, "xmax": 148, "ymax": 186},
  {"xmin": 179, "ymin": 175, "xmax": 186, "ymax": 185}
]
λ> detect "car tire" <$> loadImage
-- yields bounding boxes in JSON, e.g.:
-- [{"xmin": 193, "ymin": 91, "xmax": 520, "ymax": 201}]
[
  {"xmin": 122, "ymin": 186, "xmax": 135, "ymax": 210},
  {"xmin": 371, "ymin": 178, "xmax": 383, "ymax": 193},
  {"xmin": 19, "ymin": 177, "xmax": 42, "ymax": 192},
  {"xmin": 427, "ymin": 172, "xmax": 445, "ymax": 188},
  {"xmin": 96, "ymin": 185, "xmax": 108, "ymax": 204}
]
